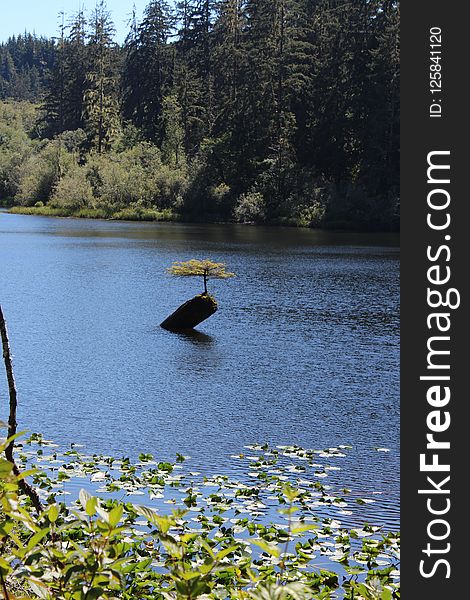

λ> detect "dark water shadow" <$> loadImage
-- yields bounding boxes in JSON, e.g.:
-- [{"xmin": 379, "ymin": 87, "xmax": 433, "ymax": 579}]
[{"xmin": 173, "ymin": 329, "xmax": 215, "ymax": 347}]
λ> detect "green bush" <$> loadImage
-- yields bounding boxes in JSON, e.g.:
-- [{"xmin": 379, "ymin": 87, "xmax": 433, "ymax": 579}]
[
  {"xmin": 9, "ymin": 205, "xmax": 72, "ymax": 217},
  {"xmin": 295, "ymin": 202, "xmax": 326, "ymax": 228},
  {"xmin": 4, "ymin": 125, "xmax": 189, "ymax": 215},
  {"xmin": 88, "ymin": 153, "xmax": 143, "ymax": 209},
  {"xmin": 50, "ymin": 165, "xmax": 95, "ymax": 211},
  {"xmin": 233, "ymin": 191, "xmax": 267, "ymax": 224},
  {"xmin": 85, "ymin": 144, "xmax": 187, "ymax": 212},
  {"xmin": 16, "ymin": 140, "xmax": 74, "ymax": 205},
  {"xmin": 0, "ymin": 100, "xmax": 38, "ymax": 135},
  {"xmin": 0, "ymin": 101, "xmax": 36, "ymax": 200},
  {"xmin": 112, "ymin": 204, "xmax": 176, "ymax": 221},
  {"xmin": 151, "ymin": 163, "xmax": 188, "ymax": 209}
]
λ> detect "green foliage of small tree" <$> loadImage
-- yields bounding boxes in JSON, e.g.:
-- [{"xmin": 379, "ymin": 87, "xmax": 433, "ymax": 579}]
[{"xmin": 168, "ymin": 259, "xmax": 235, "ymax": 294}]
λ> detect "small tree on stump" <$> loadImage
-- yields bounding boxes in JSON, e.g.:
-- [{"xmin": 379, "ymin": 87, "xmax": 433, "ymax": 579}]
[{"xmin": 167, "ymin": 259, "xmax": 235, "ymax": 295}]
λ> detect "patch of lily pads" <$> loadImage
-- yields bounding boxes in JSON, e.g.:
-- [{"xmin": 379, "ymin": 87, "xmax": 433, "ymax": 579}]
[{"xmin": 2, "ymin": 434, "xmax": 400, "ymax": 599}]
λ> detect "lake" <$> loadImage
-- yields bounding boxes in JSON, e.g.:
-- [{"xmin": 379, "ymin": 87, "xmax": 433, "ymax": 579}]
[{"xmin": 0, "ymin": 211, "xmax": 399, "ymax": 529}]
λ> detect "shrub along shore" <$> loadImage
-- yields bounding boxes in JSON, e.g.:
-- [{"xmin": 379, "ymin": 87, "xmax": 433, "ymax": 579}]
[
  {"xmin": 6, "ymin": 205, "xmax": 327, "ymax": 228},
  {"xmin": 8, "ymin": 204, "xmax": 178, "ymax": 223}
]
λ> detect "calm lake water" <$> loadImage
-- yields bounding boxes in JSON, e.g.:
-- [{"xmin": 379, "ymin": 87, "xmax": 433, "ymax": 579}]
[{"xmin": 0, "ymin": 212, "xmax": 399, "ymax": 529}]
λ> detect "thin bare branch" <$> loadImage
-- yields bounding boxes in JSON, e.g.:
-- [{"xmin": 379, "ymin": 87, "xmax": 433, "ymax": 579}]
[{"xmin": 0, "ymin": 305, "xmax": 43, "ymax": 514}]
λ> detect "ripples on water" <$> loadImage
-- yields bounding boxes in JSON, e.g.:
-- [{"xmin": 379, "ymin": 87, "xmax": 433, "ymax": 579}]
[{"xmin": 0, "ymin": 213, "xmax": 399, "ymax": 529}]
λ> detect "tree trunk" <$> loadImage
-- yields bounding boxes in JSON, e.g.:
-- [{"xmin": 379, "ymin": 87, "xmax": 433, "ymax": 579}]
[
  {"xmin": 0, "ymin": 305, "xmax": 18, "ymax": 463},
  {"xmin": 0, "ymin": 305, "xmax": 43, "ymax": 513}
]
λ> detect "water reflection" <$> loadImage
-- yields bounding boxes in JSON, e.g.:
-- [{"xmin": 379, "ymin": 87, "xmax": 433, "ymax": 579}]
[{"xmin": 175, "ymin": 329, "xmax": 215, "ymax": 346}]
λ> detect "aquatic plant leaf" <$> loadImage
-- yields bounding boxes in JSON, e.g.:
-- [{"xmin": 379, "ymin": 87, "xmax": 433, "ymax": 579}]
[{"xmin": 251, "ymin": 539, "xmax": 281, "ymax": 558}]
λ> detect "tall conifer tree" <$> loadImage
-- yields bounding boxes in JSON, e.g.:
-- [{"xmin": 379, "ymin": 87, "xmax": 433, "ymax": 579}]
[{"xmin": 83, "ymin": 1, "xmax": 120, "ymax": 153}]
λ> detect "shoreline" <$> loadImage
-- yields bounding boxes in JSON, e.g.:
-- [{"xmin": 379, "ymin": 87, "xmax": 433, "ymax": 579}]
[
  {"xmin": 7, "ymin": 204, "xmax": 178, "ymax": 223},
  {"xmin": 4, "ymin": 205, "xmax": 400, "ymax": 233}
]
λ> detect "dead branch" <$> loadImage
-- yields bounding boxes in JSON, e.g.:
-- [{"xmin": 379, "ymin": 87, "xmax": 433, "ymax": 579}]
[{"xmin": 0, "ymin": 305, "xmax": 42, "ymax": 514}]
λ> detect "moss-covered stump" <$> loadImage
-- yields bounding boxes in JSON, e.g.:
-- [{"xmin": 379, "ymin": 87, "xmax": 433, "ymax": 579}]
[{"xmin": 161, "ymin": 294, "xmax": 218, "ymax": 331}]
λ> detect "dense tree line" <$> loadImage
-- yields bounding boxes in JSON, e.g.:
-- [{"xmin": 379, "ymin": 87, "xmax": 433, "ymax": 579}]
[
  {"xmin": 0, "ymin": 0, "xmax": 399, "ymax": 230},
  {"xmin": 0, "ymin": 34, "xmax": 55, "ymax": 100}
]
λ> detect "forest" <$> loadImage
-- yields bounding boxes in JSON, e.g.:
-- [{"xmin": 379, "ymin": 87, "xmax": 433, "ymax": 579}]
[{"xmin": 0, "ymin": 0, "xmax": 399, "ymax": 230}]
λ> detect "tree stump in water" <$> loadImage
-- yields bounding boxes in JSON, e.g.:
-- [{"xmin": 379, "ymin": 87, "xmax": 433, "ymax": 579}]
[{"xmin": 160, "ymin": 294, "xmax": 218, "ymax": 331}]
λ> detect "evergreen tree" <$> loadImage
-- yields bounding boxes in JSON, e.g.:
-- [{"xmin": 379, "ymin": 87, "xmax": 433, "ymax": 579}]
[
  {"xmin": 172, "ymin": 61, "xmax": 206, "ymax": 155},
  {"xmin": 161, "ymin": 95, "xmax": 186, "ymax": 168},
  {"xmin": 176, "ymin": 1, "xmax": 216, "ymax": 142},
  {"xmin": 213, "ymin": 0, "xmax": 244, "ymax": 111},
  {"xmin": 41, "ymin": 15, "xmax": 67, "ymax": 137},
  {"xmin": 122, "ymin": 0, "xmax": 174, "ymax": 143},
  {"xmin": 229, "ymin": 0, "xmax": 309, "ymax": 213},
  {"xmin": 0, "ymin": 49, "xmax": 18, "ymax": 99},
  {"xmin": 0, "ymin": 34, "xmax": 55, "ymax": 100},
  {"xmin": 41, "ymin": 10, "xmax": 88, "ymax": 138},
  {"xmin": 83, "ymin": 1, "xmax": 120, "ymax": 153},
  {"xmin": 64, "ymin": 9, "xmax": 88, "ymax": 132},
  {"xmin": 361, "ymin": 0, "xmax": 399, "ymax": 198}
]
